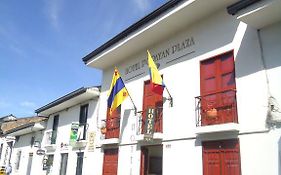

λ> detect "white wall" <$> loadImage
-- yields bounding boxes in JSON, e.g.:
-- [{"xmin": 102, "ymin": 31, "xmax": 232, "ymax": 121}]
[
  {"xmin": 42, "ymin": 99, "xmax": 99, "ymax": 175},
  {"xmin": 10, "ymin": 131, "xmax": 44, "ymax": 175},
  {"xmin": 97, "ymin": 9, "xmax": 281, "ymax": 175},
  {"xmin": 101, "ymin": 9, "xmax": 269, "ymax": 142},
  {"xmin": 260, "ymin": 21, "xmax": 281, "ymax": 122},
  {"xmin": 0, "ymin": 137, "xmax": 14, "ymax": 167}
]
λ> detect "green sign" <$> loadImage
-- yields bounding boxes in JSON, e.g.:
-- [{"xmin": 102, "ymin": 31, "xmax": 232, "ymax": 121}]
[{"xmin": 70, "ymin": 122, "xmax": 79, "ymax": 144}]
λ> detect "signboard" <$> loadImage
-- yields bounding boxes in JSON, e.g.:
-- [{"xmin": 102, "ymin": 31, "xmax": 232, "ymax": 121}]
[
  {"xmin": 36, "ymin": 149, "xmax": 46, "ymax": 156},
  {"xmin": 87, "ymin": 132, "xmax": 96, "ymax": 152},
  {"xmin": 70, "ymin": 122, "xmax": 79, "ymax": 145},
  {"xmin": 144, "ymin": 108, "xmax": 156, "ymax": 140}
]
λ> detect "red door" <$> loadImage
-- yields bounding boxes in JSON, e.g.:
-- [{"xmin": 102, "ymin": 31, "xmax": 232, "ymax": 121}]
[
  {"xmin": 200, "ymin": 51, "xmax": 237, "ymax": 126},
  {"xmin": 142, "ymin": 80, "xmax": 163, "ymax": 133},
  {"xmin": 203, "ymin": 139, "xmax": 241, "ymax": 175},
  {"xmin": 103, "ymin": 148, "xmax": 119, "ymax": 175}
]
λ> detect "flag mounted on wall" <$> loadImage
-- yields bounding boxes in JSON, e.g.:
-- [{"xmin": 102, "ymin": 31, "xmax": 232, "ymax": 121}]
[
  {"xmin": 107, "ymin": 67, "xmax": 129, "ymax": 114},
  {"xmin": 147, "ymin": 50, "xmax": 165, "ymax": 95}
]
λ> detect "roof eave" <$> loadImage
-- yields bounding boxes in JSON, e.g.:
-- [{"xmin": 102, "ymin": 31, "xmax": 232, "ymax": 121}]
[
  {"xmin": 35, "ymin": 87, "xmax": 100, "ymax": 114},
  {"xmin": 82, "ymin": 0, "xmax": 185, "ymax": 65},
  {"xmin": 227, "ymin": 0, "xmax": 262, "ymax": 15}
]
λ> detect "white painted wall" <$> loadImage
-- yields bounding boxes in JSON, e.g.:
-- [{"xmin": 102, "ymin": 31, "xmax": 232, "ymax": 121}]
[
  {"xmin": 41, "ymin": 99, "xmax": 99, "ymax": 175},
  {"xmin": 0, "ymin": 137, "xmax": 14, "ymax": 167},
  {"xmin": 95, "ymin": 9, "xmax": 281, "ymax": 175},
  {"xmin": 10, "ymin": 131, "xmax": 44, "ymax": 175},
  {"xmin": 259, "ymin": 21, "xmax": 281, "ymax": 122}
]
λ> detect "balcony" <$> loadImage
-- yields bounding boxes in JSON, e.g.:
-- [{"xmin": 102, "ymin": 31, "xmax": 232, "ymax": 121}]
[
  {"xmin": 195, "ymin": 89, "xmax": 239, "ymax": 134},
  {"xmin": 100, "ymin": 117, "xmax": 120, "ymax": 145},
  {"xmin": 44, "ymin": 130, "xmax": 57, "ymax": 151},
  {"xmin": 72, "ymin": 123, "xmax": 88, "ymax": 148}
]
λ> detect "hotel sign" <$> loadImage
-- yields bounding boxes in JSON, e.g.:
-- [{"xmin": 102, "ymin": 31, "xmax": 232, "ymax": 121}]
[
  {"xmin": 144, "ymin": 108, "xmax": 156, "ymax": 140},
  {"xmin": 125, "ymin": 36, "xmax": 195, "ymax": 79}
]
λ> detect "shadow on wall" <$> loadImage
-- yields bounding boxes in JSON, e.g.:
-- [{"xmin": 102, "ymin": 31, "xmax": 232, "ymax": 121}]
[
  {"xmin": 235, "ymin": 22, "xmax": 281, "ymax": 78},
  {"xmin": 120, "ymin": 109, "xmax": 132, "ymax": 141},
  {"xmin": 235, "ymin": 27, "xmax": 263, "ymax": 78}
]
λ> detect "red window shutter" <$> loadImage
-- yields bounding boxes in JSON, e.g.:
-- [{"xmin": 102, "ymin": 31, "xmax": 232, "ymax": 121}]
[
  {"xmin": 105, "ymin": 107, "xmax": 121, "ymax": 139},
  {"xmin": 142, "ymin": 80, "xmax": 163, "ymax": 133},
  {"xmin": 200, "ymin": 51, "xmax": 237, "ymax": 126}
]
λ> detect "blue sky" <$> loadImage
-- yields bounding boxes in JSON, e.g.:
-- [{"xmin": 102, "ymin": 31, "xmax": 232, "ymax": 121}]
[{"xmin": 0, "ymin": 0, "xmax": 166, "ymax": 117}]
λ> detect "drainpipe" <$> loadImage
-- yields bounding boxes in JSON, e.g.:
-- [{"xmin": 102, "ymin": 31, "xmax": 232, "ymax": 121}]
[{"xmin": 257, "ymin": 29, "xmax": 270, "ymax": 95}]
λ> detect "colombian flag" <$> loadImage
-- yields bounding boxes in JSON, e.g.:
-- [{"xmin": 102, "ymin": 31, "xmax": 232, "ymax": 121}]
[
  {"xmin": 147, "ymin": 50, "xmax": 165, "ymax": 95},
  {"xmin": 107, "ymin": 68, "xmax": 129, "ymax": 114}
]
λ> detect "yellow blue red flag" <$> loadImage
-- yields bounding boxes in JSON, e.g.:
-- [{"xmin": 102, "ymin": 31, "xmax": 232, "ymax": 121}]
[
  {"xmin": 147, "ymin": 50, "xmax": 165, "ymax": 94},
  {"xmin": 107, "ymin": 67, "xmax": 129, "ymax": 114}
]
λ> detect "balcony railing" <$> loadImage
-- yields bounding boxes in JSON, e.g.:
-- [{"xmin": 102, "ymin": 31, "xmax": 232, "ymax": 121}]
[
  {"xmin": 137, "ymin": 107, "xmax": 163, "ymax": 134},
  {"xmin": 195, "ymin": 89, "xmax": 238, "ymax": 127},
  {"xmin": 45, "ymin": 130, "xmax": 57, "ymax": 145},
  {"xmin": 77, "ymin": 123, "xmax": 88, "ymax": 141},
  {"xmin": 102, "ymin": 117, "xmax": 120, "ymax": 139}
]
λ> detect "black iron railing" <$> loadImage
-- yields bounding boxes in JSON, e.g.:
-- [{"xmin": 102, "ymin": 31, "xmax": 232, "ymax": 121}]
[
  {"xmin": 195, "ymin": 89, "xmax": 238, "ymax": 127},
  {"xmin": 103, "ymin": 117, "xmax": 120, "ymax": 139}
]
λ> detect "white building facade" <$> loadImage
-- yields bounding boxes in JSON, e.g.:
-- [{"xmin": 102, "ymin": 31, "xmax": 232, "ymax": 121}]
[
  {"xmin": 0, "ymin": 116, "xmax": 47, "ymax": 175},
  {"xmin": 35, "ymin": 87, "xmax": 100, "ymax": 175},
  {"xmin": 9, "ymin": 125, "xmax": 46, "ymax": 175},
  {"xmin": 82, "ymin": 0, "xmax": 281, "ymax": 175}
]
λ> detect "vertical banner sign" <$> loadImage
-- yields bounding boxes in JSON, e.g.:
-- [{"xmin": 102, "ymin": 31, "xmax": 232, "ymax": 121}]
[
  {"xmin": 144, "ymin": 108, "xmax": 156, "ymax": 140},
  {"xmin": 87, "ymin": 132, "xmax": 96, "ymax": 152},
  {"xmin": 70, "ymin": 122, "xmax": 79, "ymax": 145}
]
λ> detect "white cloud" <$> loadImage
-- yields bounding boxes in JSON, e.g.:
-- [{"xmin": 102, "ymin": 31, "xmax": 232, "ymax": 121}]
[
  {"xmin": 44, "ymin": 0, "xmax": 63, "ymax": 30},
  {"xmin": 20, "ymin": 101, "xmax": 36, "ymax": 108},
  {"xmin": 133, "ymin": 0, "xmax": 152, "ymax": 13}
]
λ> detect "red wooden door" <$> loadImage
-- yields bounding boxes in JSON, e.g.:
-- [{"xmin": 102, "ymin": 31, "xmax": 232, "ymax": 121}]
[
  {"xmin": 140, "ymin": 147, "xmax": 148, "ymax": 175},
  {"xmin": 200, "ymin": 51, "xmax": 237, "ymax": 126},
  {"xmin": 103, "ymin": 148, "xmax": 119, "ymax": 175},
  {"xmin": 142, "ymin": 80, "xmax": 163, "ymax": 133},
  {"xmin": 203, "ymin": 139, "xmax": 241, "ymax": 175}
]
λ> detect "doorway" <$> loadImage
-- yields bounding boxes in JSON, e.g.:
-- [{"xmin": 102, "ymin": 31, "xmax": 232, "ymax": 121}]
[{"xmin": 140, "ymin": 145, "xmax": 163, "ymax": 175}]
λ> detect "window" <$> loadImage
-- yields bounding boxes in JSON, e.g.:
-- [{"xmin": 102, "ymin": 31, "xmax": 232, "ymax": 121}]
[
  {"xmin": 75, "ymin": 152, "xmax": 84, "ymax": 175},
  {"xmin": 51, "ymin": 115, "xmax": 59, "ymax": 144},
  {"xmin": 15, "ymin": 150, "xmax": 22, "ymax": 170},
  {"xmin": 79, "ymin": 104, "xmax": 88, "ymax": 140},
  {"xmin": 60, "ymin": 153, "xmax": 68, "ymax": 175},
  {"xmin": 200, "ymin": 51, "xmax": 237, "ymax": 126},
  {"xmin": 26, "ymin": 153, "xmax": 33, "ymax": 175},
  {"xmin": 105, "ymin": 106, "xmax": 121, "ymax": 139},
  {"xmin": 142, "ymin": 79, "xmax": 163, "ymax": 133},
  {"xmin": 0, "ymin": 143, "xmax": 3, "ymax": 159}
]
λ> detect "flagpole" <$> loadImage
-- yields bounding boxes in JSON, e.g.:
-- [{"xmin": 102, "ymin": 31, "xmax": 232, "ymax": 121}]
[
  {"xmin": 126, "ymin": 88, "xmax": 137, "ymax": 115},
  {"xmin": 117, "ymin": 69, "xmax": 137, "ymax": 115},
  {"xmin": 165, "ymin": 86, "xmax": 173, "ymax": 107}
]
